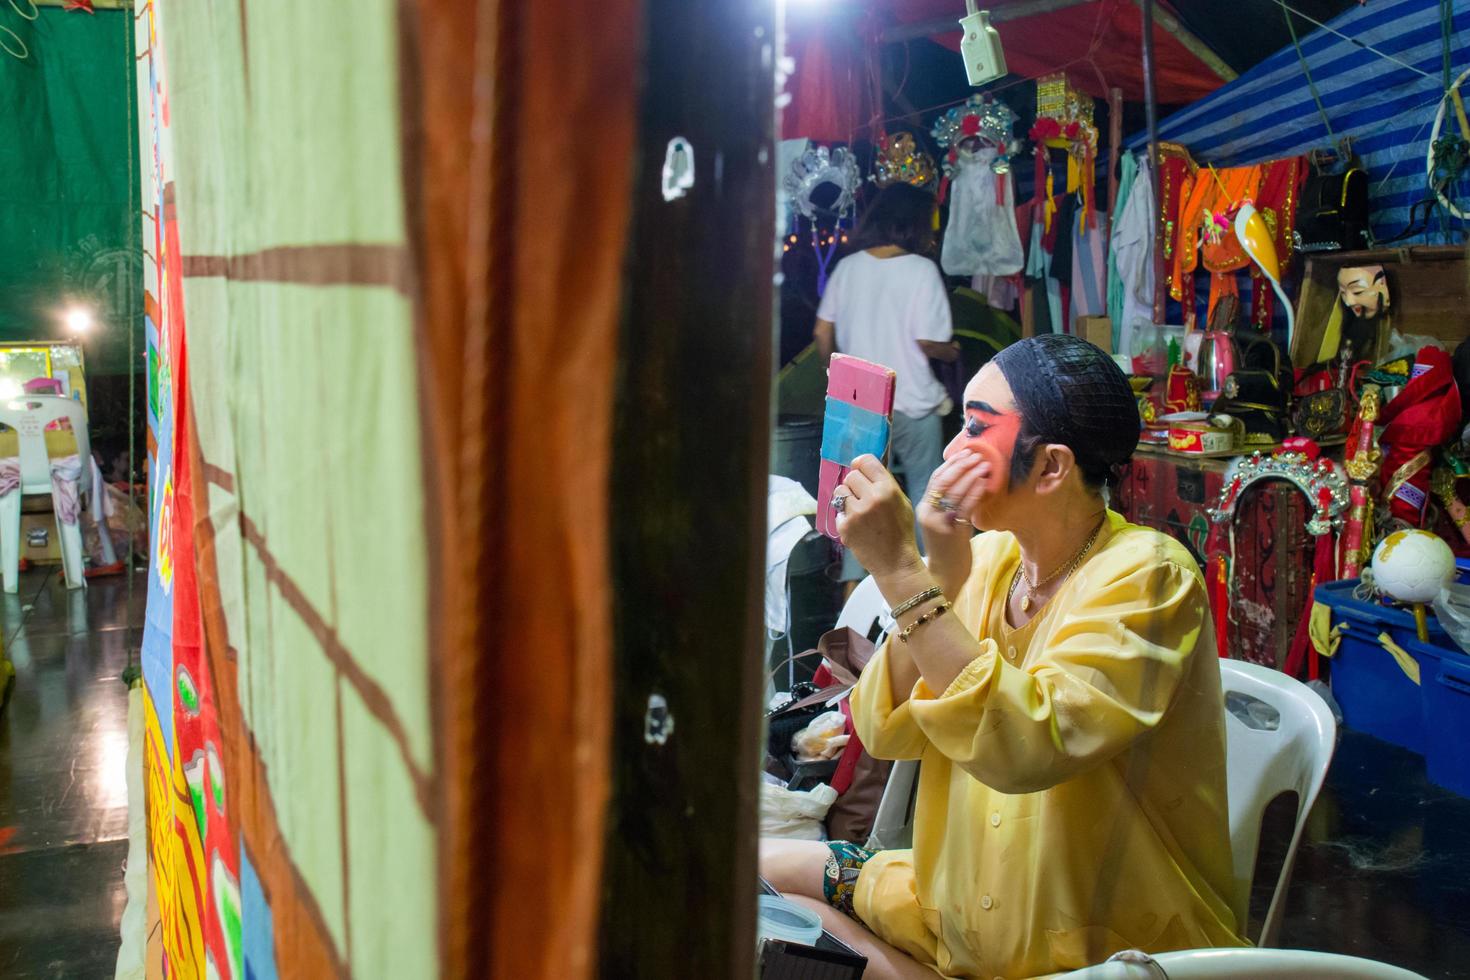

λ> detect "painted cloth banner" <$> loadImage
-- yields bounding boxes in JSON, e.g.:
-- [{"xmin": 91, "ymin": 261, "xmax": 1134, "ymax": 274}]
[
  {"xmin": 135, "ymin": 0, "xmax": 437, "ymax": 977},
  {"xmin": 138, "ymin": 2, "xmax": 243, "ymax": 976}
]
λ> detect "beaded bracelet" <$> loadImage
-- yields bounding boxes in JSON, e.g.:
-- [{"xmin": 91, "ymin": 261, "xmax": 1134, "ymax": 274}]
[
  {"xmin": 891, "ymin": 586, "xmax": 943, "ymax": 620},
  {"xmin": 898, "ymin": 601, "xmax": 951, "ymax": 644}
]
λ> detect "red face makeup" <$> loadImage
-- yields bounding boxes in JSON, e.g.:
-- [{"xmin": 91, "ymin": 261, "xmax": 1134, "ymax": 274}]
[{"xmin": 956, "ymin": 399, "xmax": 1021, "ymax": 494}]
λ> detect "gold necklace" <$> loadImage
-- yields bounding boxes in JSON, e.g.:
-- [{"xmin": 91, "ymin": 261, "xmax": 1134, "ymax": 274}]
[{"xmin": 1009, "ymin": 516, "xmax": 1105, "ymax": 614}]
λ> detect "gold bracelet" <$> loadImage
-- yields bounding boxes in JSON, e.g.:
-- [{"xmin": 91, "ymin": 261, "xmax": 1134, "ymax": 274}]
[
  {"xmin": 898, "ymin": 601, "xmax": 951, "ymax": 644},
  {"xmin": 891, "ymin": 586, "xmax": 943, "ymax": 620}
]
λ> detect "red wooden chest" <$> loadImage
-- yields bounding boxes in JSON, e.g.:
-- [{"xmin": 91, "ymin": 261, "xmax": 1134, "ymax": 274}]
[{"xmin": 1116, "ymin": 450, "xmax": 1315, "ymax": 668}]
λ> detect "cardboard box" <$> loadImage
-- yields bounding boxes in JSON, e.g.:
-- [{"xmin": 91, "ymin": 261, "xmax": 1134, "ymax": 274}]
[
  {"xmin": 1075, "ymin": 315, "xmax": 1113, "ymax": 354},
  {"xmin": 1292, "ymin": 245, "xmax": 1470, "ymax": 366}
]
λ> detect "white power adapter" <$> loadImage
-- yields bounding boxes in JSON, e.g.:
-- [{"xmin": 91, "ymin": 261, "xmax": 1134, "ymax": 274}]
[{"xmin": 958, "ymin": 2, "xmax": 1006, "ymax": 88}]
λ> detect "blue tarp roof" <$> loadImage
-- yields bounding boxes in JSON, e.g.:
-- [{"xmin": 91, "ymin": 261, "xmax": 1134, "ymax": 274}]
[{"xmin": 1129, "ymin": 0, "xmax": 1470, "ymax": 244}]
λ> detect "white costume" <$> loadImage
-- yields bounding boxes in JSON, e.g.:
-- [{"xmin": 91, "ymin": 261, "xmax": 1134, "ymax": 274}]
[
  {"xmin": 1110, "ymin": 158, "xmax": 1158, "ymax": 361},
  {"xmin": 941, "ymin": 148, "xmax": 1023, "ymax": 278}
]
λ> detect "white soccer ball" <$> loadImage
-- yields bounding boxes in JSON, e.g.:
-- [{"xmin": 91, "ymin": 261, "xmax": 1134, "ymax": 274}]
[{"xmin": 1371, "ymin": 529, "xmax": 1457, "ymax": 604}]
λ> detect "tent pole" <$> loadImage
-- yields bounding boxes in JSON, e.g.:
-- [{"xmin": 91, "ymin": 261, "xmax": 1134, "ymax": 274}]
[
  {"xmin": 1141, "ymin": 0, "xmax": 1159, "ymax": 206},
  {"xmin": 1131, "ymin": 0, "xmax": 1237, "ymax": 83},
  {"xmin": 1107, "ymin": 87, "xmax": 1123, "ymax": 218},
  {"xmin": 1142, "ymin": 0, "xmax": 1164, "ymax": 324},
  {"xmin": 880, "ymin": 0, "xmax": 1093, "ymax": 45}
]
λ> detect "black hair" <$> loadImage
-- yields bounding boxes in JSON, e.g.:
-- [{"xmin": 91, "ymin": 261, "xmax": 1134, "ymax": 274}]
[
  {"xmin": 993, "ymin": 335, "xmax": 1140, "ymax": 493},
  {"xmin": 851, "ymin": 183, "xmax": 937, "ymax": 255},
  {"xmin": 1007, "ymin": 416, "xmax": 1118, "ymax": 491}
]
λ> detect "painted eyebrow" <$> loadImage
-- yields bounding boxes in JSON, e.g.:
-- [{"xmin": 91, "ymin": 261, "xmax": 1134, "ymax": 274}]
[{"xmin": 964, "ymin": 400, "xmax": 1008, "ymax": 415}]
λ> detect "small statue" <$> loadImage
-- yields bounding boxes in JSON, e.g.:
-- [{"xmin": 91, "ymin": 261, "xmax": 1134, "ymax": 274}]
[{"xmin": 1341, "ymin": 384, "xmax": 1384, "ymax": 578}]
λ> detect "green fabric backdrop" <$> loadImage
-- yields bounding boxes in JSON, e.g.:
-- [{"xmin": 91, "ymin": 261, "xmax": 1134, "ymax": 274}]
[{"xmin": 0, "ymin": 7, "xmax": 139, "ymax": 375}]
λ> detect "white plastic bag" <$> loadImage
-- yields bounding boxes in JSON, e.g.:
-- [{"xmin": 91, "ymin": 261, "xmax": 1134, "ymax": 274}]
[
  {"xmin": 792, "ymin": 709, "xmax": 848, "ymax": 762},
  {"xmin": 760, "ymin": 782, "xmax": 839, "ymax": 840},
  {"xmin": 1434, "ymin": 582, "xmax": 1470, "ymax": 655}
]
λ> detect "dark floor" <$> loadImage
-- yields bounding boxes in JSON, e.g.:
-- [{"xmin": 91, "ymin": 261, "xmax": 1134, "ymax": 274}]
[
  {"xmin": 0, "ymin": 567, "xmax": 144, "ymax": 980},
  {"xmin": 1279, "ymin": 729, "xmax": 1470, "ymax": 978}
]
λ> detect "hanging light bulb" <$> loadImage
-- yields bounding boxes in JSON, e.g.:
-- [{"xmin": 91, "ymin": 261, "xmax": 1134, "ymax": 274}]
[{"xmin": 61, "ymin": 305, "xmax": 97, "ymax": 335}]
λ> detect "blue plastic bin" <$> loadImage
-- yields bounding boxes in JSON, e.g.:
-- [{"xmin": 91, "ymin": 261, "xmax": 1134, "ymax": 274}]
[
  {"xmin": 1317, "ymin": 579, "xmax": 1470, "ymax": 798},
  {"xmin": 1424, "ymin": 641, "xmax": 1470, "ymax": 797},
  {"xmin": 1315, "ymin": 580, "xmax": 1452, "ymax": 755}
]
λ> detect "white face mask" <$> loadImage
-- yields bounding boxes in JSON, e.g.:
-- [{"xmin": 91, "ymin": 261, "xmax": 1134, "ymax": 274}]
[{"xmin": 1337, "ymin": 265, "xmax": 1389, "ymax": 319}]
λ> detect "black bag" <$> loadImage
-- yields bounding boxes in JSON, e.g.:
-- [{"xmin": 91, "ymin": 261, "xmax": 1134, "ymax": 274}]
[
  {"xmin": 1293, "ymin": 168, "xmax": 1371, "ymax": 253},
  {"xmin": 1214, "ymin": 338, "xmax": 1290, "ymax": 445},
  {"xmin": 1294, "ymin": 387, "xmax": 1349, "ymax": 440}
]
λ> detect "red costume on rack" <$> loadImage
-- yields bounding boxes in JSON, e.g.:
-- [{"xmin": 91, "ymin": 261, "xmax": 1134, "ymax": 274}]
[
  {"xmin": 1378, "ymin": 347, "xmax": 1463, "ymax": 526},
  {"xmin": 1248, "ymin": 157, "xmax": 1308, "ymax": 333},
  {"xmin": 1153, "ymin": 142, "xmax": 1197, "ymax": 323},
  {"xmin": 1168, "ymin": 156, "xmax": 1307, "ymax": 329}
]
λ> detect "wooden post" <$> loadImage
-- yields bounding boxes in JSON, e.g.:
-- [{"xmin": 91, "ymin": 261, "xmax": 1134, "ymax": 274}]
[
  {"xmin": 1130, "ymin": 0, "xmax": 1237, "ymax": 84},
  {"xmin": 1107, "ymin": 87, "xmax": 1124, "ymax": 220},
  {"xmin": 597, "ymin": 0, "xmax": 774, "ymax": 975}
]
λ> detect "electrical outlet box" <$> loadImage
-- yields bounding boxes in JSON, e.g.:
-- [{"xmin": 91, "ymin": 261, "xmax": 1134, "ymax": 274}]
[{"xmin": 959, "ymin": 8, "xmax": 1006, "ymax": 87}]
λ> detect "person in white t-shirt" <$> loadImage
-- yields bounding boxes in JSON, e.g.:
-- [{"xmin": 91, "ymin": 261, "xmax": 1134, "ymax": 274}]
[{"xmin": 814, "ymin": 184, "xmax": 958, "ymax": 584}]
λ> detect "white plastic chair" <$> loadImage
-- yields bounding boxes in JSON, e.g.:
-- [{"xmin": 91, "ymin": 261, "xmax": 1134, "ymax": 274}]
[
  {"xmin": 833, "ymin": 577, "xmax": 923, "ymax": 851},
  {"xmin": 1219, "ymin": 658, "xmax": 1337, "ymax": 948},
  {"xmin": 834, "ymin": 573, "xmax": 892, "ymax": 641},
  {"xmin": 1059, "ymin": 947, "xmax": 1425, "ymax": 979},
  {"xmin": 0, "ymin": 395, "xmax": 91, "ymax": 592}
]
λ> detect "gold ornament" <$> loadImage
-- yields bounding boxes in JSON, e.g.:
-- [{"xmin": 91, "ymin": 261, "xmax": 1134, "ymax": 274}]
[
  {"xmin": 1036, "ymin": 72, "xmax": 1095, "ymax": 129},
  {"xmin": 1345, "ymin": 450, "xmax": 1383, "ymax": 483},
  {"xmin": 1432, "ymin": 467, "xmax": 1470, "ymax": 528}
]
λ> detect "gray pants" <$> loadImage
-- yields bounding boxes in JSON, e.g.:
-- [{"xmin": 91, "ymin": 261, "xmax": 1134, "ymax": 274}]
[{"xmin": 839, "ymin": 409, "xmax": 945, "ymax": 582}]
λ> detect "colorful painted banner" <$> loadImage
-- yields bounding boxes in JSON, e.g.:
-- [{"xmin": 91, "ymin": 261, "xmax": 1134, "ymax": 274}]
[
  {"xmin": 137, "ymin": 2, "xmax": 249, "ymax": 977},
  {"xmin": 133, "ymin": 0, "xmax": 437, "ymax": 973}
]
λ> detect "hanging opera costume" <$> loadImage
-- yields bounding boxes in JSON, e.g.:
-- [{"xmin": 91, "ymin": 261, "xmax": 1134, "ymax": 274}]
[
  {"xmin": 935, "ymin": 97, "xmax": 1025, "ymax": 286},
  {"xmin": 1168, "ymin": 157, "xmax": 1307, "ymax": 328},
  {"xmin": 1379, "ymin": 346, "xmax": 1463, "ymax": 527},
  {"xmin": 941, "ymin": 146, "xmax": 1025, "ymax": 281},
  {"xmin": 841, "ymin": 337, "xmax": 1247, "ymax": 978}
]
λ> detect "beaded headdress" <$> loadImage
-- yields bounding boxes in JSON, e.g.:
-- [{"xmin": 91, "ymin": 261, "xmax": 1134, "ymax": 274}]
[
  {"xmin": 930, "ymin": 95, "xmax": 1017, "ymax": 180},
  {"xmin": 783, "ymin": 144, "xmax": 862, "ymax": 221},
  {"xmin": 871, "ymin": 132, "xmax": 936, "ymax": 190}
]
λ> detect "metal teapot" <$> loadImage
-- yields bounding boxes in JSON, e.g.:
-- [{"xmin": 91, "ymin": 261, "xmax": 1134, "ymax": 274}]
[{"xmin": 1191, "ymin": 295, "xmax": 1241, "ymax": 403}]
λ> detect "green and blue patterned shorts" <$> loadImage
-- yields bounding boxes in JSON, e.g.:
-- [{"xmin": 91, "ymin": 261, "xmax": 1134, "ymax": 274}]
[{"xmin": 822, "ymin": 840, "xmax": 874, "ymax": 918}]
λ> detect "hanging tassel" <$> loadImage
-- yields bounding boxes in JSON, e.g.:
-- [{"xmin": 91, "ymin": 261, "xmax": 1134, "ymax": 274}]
[
  {"xmin": 1082, "ymin": 146, "xmax": 1096, "ymax": 231},
  {"xmin": 813, "ymin": 220, "xmax": 843, "ymax": 297},
  {"xmin": 1044, "ymin": 170, "xmax": 1056, "ymax": 233},
  {"xmin": 1212, "ymin": 553, "xmax": 1230, "ymax": 659}
]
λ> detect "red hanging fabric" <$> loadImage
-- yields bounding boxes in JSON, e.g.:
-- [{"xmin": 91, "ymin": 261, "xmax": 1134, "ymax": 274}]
[
  {"xmin": 883, "ymin": 0, "xmax": 1225, "ymax": 104},
  {"xmin": 782, "ymin": 25, "xmax": 873, "ymax": 142},
  {"xmin": 1249, "ymin": 156, "xmax": 1308, "ymax": 333}
]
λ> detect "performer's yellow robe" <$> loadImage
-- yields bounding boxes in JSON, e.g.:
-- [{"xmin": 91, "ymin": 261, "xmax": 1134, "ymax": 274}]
[{"xmin": 850, "ymin": 511, "xmax": 1248, "ymax": 979}]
